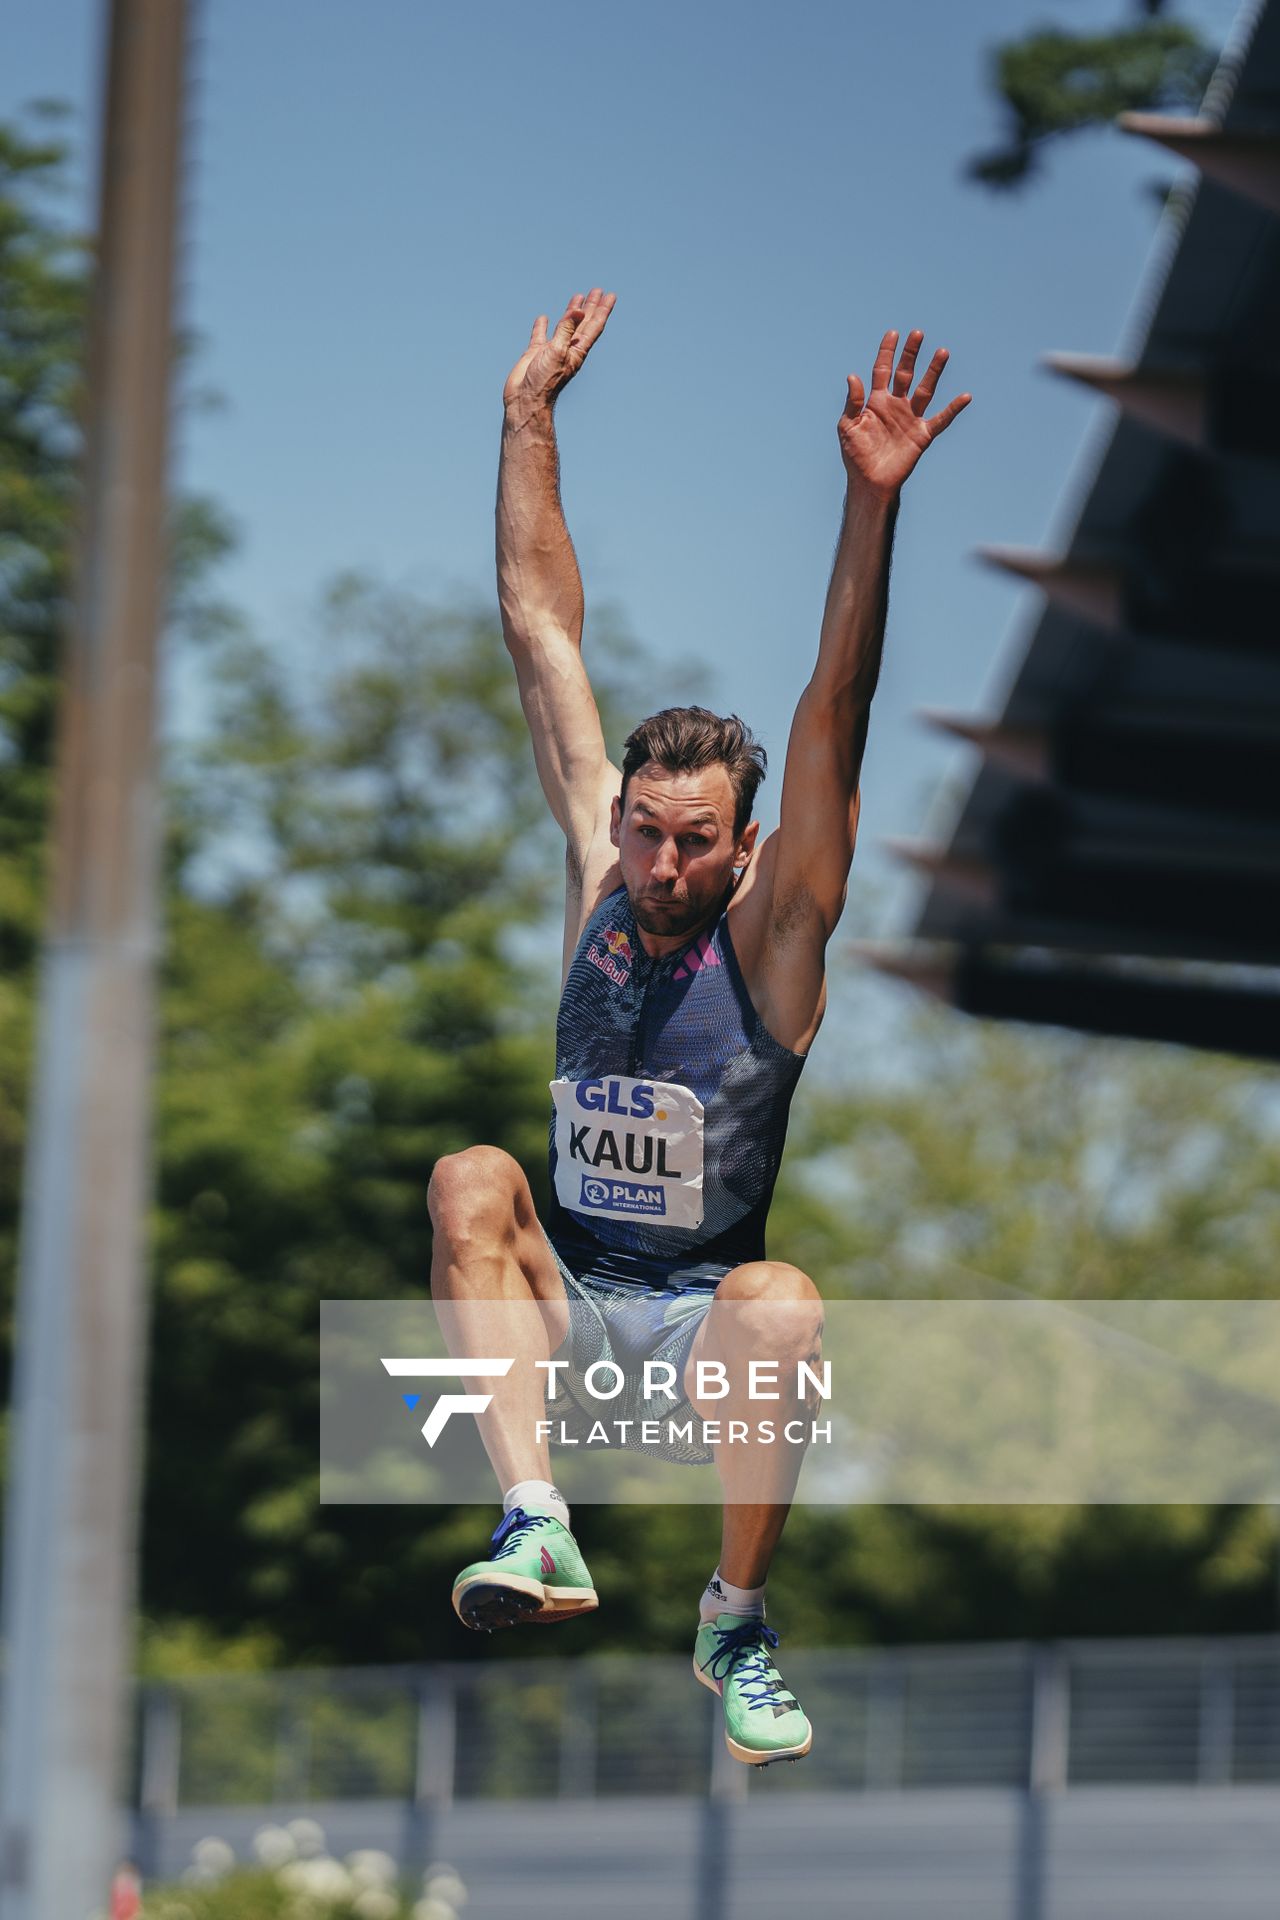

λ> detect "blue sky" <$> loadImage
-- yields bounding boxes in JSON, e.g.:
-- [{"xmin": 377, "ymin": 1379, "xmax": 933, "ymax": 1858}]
[{"xmin": 6, "ymin": 0, "xmax": 1242, "ymax": 966}]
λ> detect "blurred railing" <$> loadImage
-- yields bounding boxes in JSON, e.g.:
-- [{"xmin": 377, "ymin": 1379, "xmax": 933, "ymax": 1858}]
[
  {"xmin": 122, "ymin": 1636, "xmax": 1280, "ymax": 1919},
  {"xmin": 129, "ymin": 1634, "xmax": 1280, "ymax": 1813}
]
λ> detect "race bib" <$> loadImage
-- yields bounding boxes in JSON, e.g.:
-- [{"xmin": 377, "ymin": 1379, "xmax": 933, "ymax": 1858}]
[{"xmin": 550, "ymin": 1074, "xmax": 705, "ymax": 1229}]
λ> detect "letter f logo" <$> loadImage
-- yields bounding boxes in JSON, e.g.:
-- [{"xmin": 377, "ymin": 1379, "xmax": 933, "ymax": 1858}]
[{"xmin": 381, "ymin": 1357, "xmax": 515, "ymax": 1446}]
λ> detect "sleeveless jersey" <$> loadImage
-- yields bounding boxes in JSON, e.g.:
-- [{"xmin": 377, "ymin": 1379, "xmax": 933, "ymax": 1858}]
[{"xmin": 545, "ymin": 880, "xmax": 807, "ymax": 1284}]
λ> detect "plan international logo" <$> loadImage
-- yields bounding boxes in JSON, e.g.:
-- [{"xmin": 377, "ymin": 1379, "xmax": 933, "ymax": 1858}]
[{"xmin": 579, "ymin": 1172, "xmax": 666, "ymax": 1215}]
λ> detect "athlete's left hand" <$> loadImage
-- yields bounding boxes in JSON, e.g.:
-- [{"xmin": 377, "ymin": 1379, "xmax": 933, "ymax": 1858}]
[{"xmin": 838, "ymin": 329, "xmax": 971, "ymax": 498}]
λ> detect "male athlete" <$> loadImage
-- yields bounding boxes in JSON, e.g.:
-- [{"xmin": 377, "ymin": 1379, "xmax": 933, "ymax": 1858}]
[{"xmin": 427, "ymin": 289, "xmax": 969, "ymax": 1765}]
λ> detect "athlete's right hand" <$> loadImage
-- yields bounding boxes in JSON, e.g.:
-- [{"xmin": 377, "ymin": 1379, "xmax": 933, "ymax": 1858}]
[{"xmin": 503, "ymin": 288, "xmax": 617, "ymax": 420}]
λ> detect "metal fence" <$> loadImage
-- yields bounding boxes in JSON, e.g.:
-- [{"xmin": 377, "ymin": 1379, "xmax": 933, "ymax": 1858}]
[
  {"xmin": 126, "ymin": 1635, "xmax": 1280, "ymax": 1918},
  {"xmin": 131, "ymin": 1634, "xmax": 1280, "ymax": 1808}
]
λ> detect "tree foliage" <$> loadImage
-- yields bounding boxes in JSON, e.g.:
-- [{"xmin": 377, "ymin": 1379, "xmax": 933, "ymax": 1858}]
[
  {"xmin": 968, "ymin": 4, "xmax": 1216, "ymax": 189},
  {"xmin": 1, "ymin": 114, "xmax": 89, "ymax": 1438}
]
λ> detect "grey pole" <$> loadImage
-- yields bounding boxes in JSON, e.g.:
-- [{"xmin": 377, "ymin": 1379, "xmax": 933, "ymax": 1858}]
[
  {"xmin": 695, "ymin": 1688, "xmax": 747, "ymax": 1920},
  {"xmin": 0, "ymin": 3, "xmax": 188, "ymax": 1915},
  {"xmin": 404, "ymin": 1668, "xmax": 457, "ymax": 1882},
  {"xmin": 1013, "ymin": 1644, "xmax": 1068, "ymax": 1920}
]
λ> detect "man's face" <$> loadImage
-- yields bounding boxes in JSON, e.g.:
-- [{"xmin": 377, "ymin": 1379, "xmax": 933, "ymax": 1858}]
[{"xmin": 610, "ymin": 763, "xmax": 758, "ymax": 939}]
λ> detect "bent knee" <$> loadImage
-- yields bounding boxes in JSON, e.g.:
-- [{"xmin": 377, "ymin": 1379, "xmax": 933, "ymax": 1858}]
[
  {"xmin": 715, "ymin": 1261, "xmax": 823, "ymax": 1354},
  {"xmin": 718, "ymin": 1261, "xmax": 820, "ymax": 1307},
  {"xmin": 427, "ymin": 1145, "xmax": 523, "ymax": 1237}
]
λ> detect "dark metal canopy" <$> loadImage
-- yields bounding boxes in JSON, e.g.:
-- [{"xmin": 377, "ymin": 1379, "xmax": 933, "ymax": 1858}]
[{"xmin": 868, "ymin": 0, "xmax": 1280, "ymax": 1060}]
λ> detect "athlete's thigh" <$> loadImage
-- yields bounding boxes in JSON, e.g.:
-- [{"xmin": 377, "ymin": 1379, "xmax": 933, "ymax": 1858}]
[
  {"xmin": 679, "ymin": 1259, "xmax": 801, "ymax": 1405},
  {"xmin": 505, "ymin": 1170, "xmax": 568, "ymax": 1306},
  {"xmin": 434, "ymin": 1143, "xmax": 569, "ymax": 1345}
]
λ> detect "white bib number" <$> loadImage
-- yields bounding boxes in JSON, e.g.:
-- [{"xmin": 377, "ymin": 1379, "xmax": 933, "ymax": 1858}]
[{"xmin": 550, "ymin": 1074, "xmax": 705, "ymax": 1230}]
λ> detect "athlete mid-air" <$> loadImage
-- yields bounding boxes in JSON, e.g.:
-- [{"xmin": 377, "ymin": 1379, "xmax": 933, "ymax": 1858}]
[{"xmin": 427, "ymin": 288, "xmax": 970, "ymax": 1765}]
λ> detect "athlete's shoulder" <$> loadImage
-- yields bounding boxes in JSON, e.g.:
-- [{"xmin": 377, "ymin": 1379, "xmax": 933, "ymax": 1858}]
[
  {"xmin": 725, "ymin": 830, "xmax": 827, "ymax": 1057},
  {"xmin": 580, "ymin": 878, "xmax": 629, "ymax": 936},
  {"xmin": 723, "ymin": 829, "xmax": 779, "ymax": 951}
]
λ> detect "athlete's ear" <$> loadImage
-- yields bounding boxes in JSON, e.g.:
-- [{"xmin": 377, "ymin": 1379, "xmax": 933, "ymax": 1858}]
[
  {"xmin": 734, "ymin": 819, "xmax": 760, "ymax": 868},
  {"xmin": 609, "ymin": 794, "xmax": 621, "ymax": 848}
]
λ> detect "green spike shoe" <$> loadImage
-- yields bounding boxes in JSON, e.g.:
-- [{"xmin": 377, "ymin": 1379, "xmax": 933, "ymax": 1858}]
[
  {"xmin": 451, "ymin": 1506, "xmax": 598, "ymax": 1631},
  {"xmin": 693, "ymin": 1612, "xmax": 813, "ymax": 1766}
]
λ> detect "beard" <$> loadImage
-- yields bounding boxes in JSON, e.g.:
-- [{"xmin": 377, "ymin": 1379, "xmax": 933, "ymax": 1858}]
[
  {"xmin": 630, "ymin": 893, "xmax": 703, "ymax": 935},
  {"xmin": 629, "ymin": 877, "xmax": 732, "ymax": 937}
]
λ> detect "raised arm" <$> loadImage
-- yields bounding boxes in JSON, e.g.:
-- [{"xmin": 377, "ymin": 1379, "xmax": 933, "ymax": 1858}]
[
  {"xmin": 772, "ymin": 328, "xmax": 971, "ymax": 942},
  {"xmin": 497, "ymin": 289, "xmax": 620, "ymax": 907}
]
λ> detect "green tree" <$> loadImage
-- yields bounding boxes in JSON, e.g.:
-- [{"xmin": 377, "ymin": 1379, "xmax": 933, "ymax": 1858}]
[
  {"xmin": 0, "ymin": 105, "xmax": 244, "ymax": 1467},
  {"xmin": 144, "ymin": 580, "xmax": 572, "ymax": 1657},
  {"xmin": 0, "ymin": 113, "xmax": 88, "ymax": 1374},
  {"xmin": 759, "ymin": 1005, "xmax": 1280, "ymax": 1647},
  {"xmin": 968, "ymin": 4, "xmax": 1216, "ymax": 189}
]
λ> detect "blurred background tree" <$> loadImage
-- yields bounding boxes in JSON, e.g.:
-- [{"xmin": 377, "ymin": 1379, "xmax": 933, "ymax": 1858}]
[
  {"xmin": 2, "ymin": 107, "xmax": 1278, "ymax": 1674},
  {"xmin": 967, "ymin": 0, "xmax": 1216, "ymax": 189}
]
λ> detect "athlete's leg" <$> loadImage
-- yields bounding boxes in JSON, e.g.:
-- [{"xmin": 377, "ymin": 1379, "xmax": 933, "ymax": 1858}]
[
  {"xmin": 683, "ymin": 1262, "xmax": 820, "ymax": 1765},
  {"xmin": 681, "ymin": 1261, "xmax": 824, "ymax": 1586},
  {"xmin": 427, "ymin": 1145, "xmax": 569, "ymax": 1491}
]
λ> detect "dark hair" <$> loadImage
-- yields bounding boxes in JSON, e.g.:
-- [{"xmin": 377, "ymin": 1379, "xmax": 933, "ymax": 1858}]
[{"xmin": 620, "ymin": 706, "xmax": 767, "ymax": 838}]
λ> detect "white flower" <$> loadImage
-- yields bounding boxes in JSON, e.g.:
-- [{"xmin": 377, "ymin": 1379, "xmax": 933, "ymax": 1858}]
[
  {"xmin": 347, "ymin": 1848, "xmax": 398, "ymax": 1888},
  {"xmin": 413, "ymin": 1900, "xmax": 458, "ymax": 1920},
  {"xmin": 287, "ymin": 1816, "xmax": 328, "ymax": 1857},
  {"xmin": 253, "ymin": 1823, "xmax": 298, "ymax": 1867},
  {"xmin": 425, "ymin": 1870, "xmax": 468, "ymax": 1907},
  {"xmin": 352, "ymin": 1891, "xmax": 400, "ymax": 1919},
  {"xmin": 279, "ymin": 1856, "xmax": 354, "ymax": 1900},
  {"xmin": 190, "ymin": 1835, "xmax": 236, "ymax": 1878}
]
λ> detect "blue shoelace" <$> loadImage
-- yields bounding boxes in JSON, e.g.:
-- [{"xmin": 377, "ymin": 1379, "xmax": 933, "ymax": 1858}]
[
  {"xmin": 700, "ymin": 1619, "xmax": 792, "ymax": 1713},
  {"xmin": 489, "ymin": 1506, "xmax": 555, "ymax": 1559}
]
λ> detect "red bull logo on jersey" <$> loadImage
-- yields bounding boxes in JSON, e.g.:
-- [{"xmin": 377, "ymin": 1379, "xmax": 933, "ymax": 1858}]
[{"xmin": 586, "ymin": 926, "xmax": 633, "ymax": 987}]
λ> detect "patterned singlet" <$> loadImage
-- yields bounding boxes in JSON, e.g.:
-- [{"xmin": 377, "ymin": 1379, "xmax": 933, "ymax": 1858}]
[{"xmin": 545, "ymin": 880, "xmax": 807, "ymax": 1286}]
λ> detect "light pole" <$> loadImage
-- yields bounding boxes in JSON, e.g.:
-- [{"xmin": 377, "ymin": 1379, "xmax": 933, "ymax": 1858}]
[{"xmin": 0, "ymin": 3, "xmax": 189, "ymax": 1913}]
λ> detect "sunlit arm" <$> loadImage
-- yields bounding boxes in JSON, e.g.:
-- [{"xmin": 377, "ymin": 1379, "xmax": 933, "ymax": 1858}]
[
  {"xmin": 496, "ymin": 406, "xmax": 585, "ymax": 650},
  {"xmin": 495, "ymin": 404, "xmax": 610, "ymax": 857},
  {"xmin": 774, "ymin": 482, "xmax": 898, "ymax": 937},
  {"xmin": 772, "ymin": 326, "xmax": 970, "ymax": 940}
]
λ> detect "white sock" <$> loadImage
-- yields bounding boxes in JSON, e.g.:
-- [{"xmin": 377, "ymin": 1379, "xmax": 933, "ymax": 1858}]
[
  {"xmin": 503, "ymin": 1479, "xmax": 570, "ymax": 1529},
  {"xmin": 700, "ymin": 1566, "xmax": 766, "ymax": 1623}
]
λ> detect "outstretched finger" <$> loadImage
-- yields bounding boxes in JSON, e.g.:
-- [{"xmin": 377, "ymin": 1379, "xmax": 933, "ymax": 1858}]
[
  {"xmin": 925, "ymin": 391, "xmax": 973, "ymax": 438},
  {"xmin": 892, "ymin": 329, "xmax": 925, "ymax": 398},
  {"xmin": 870, "ymin": 329, "xmax": 899, "ymax": 393},
  {"xmin": 843, "ymin": 371, "xmax": 866, "ymax": 417},
  {"xmin": 528, "ymin": 314, "xmax": 549, "ymax": 348},
  {"xmin": 911, "ymin": 347, "xmax": 949, "ymax": 414},
  {"xmin": 570, "ymin": 287, "xmax": 618, "ymax": 356},
  {"xmin": 550, "ymin": 294, "xmax": 588, "ymax": 349}
]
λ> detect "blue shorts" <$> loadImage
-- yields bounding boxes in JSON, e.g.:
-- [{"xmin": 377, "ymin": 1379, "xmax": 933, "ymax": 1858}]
[{"xmin": 539, "ymin": 1226, "xmax": 725, "ymax": 1466}]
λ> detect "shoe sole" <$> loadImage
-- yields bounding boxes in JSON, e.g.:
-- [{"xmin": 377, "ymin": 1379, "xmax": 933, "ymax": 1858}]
[
  {"xmin": 692, "ymin": 1655, "xmax": 813, "ymax": 1767},
  {"xmin": 452, "ymin": 1572, "xmax": 599, "ymax": 1632}
]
